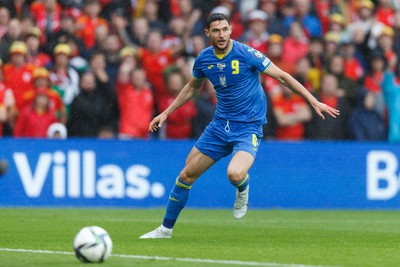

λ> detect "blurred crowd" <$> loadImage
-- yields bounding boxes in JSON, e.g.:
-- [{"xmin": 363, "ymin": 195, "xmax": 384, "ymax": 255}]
[{"xmin": 0, "ymin": 0, "xmax": 399, "ymax": 142}]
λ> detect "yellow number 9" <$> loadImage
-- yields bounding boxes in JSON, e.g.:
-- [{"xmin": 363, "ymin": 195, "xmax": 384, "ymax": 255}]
[{"xmin": 232, "ymin": 60, "xmax": 239, "ymax": 74}]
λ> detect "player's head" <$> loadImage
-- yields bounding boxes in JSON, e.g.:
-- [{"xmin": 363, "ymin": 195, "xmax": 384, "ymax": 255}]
[{"xmin": 205, "ymin": 13, "xmax": 232, "ymax": 53}]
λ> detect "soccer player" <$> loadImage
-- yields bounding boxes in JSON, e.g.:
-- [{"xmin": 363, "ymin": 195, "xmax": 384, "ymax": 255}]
[{"xmin": 139, "ymin": 13, "xmax": 340, "ymax": 239}]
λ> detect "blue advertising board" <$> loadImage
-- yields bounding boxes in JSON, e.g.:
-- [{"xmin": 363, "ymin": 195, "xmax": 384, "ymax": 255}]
[{"xmin": 0, "ymin": 138, "xmax": 399, "ymax": 209}]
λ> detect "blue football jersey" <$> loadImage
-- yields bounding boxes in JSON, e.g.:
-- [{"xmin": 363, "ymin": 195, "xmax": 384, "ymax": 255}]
[{"xmin": 192, "ymin": 40, "xmax": 271, "ymax": 124}]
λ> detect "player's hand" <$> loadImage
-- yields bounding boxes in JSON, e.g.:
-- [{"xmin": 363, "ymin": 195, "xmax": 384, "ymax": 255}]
[
  {"xmin": 313, "ymin": 101, "xmax": 340, "ymax": 120},
  {"xmin": 148, "ymin": 113, "xmax": 167, "ymax": 132}
]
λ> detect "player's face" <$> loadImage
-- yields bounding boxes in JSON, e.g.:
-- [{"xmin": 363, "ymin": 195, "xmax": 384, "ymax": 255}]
[{"xmin": 205, "ymin": 20, "xmax": 232, "ymax": 53}]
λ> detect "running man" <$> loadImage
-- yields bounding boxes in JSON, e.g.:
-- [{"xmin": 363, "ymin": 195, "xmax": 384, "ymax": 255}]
[{"xmin": 140, "ymin": 13, "xmax": 339, "ymax": 239}]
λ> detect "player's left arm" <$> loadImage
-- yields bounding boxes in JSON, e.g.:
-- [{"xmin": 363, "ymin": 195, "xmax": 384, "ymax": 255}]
[{"xmin": 265, "ymin": 63, "xmax": 340, "ymax": 120}]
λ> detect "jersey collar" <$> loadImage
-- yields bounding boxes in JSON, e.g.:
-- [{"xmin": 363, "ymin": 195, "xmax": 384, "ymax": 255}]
[{"xmin": 214, "ymin": 39, "xmax": 233, "ymax": 60}]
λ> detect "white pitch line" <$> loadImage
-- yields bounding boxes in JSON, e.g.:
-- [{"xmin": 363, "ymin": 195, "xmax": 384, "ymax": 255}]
[{"xmin": 0, "ymin": 248, "xmax": 339, "ymax": 267}]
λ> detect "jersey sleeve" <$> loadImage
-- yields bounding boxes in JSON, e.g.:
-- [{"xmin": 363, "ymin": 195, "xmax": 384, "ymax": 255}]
[
  {"xmin": 243, "ymin": 45, "xmax": 272, "ymax": 73},
  {"xmin": 192, "ymin": 55, "xmax": 205, "ymax": 79}
]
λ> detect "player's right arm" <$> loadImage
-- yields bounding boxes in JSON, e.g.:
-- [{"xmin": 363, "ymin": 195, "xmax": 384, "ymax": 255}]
[{"xmin": 149, "ymin": 77, "xmax": 204, "ymax": 132}]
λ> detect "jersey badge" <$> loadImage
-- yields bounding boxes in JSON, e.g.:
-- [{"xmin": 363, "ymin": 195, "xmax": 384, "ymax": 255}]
[
  {"xmin": 217, "ymin": 63, "xmax": 226, "ymax": 71},
  {"xmin": 219, "ymin": 75, "xmax": 227, "ymax": 87}
]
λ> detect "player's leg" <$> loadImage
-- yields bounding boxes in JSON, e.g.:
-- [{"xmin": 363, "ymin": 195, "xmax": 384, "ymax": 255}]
[
  {"xmin": 162, "ymin": 147, "xmax": 215, "ymax": 228},
  {"xmin": 139, "ymin": 147, "xmax": 215, "ymax": 239},
  {"xmin": 229, "ymin": 122, "xmax": 263, "ymax": 219},
  {"xmin": 228, "ymin": 151, "xmax": 254, "ymax": 219}
]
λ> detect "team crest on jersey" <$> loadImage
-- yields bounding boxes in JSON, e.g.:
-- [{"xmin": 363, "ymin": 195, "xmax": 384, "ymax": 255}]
[
  {"xmin": 219, "ymin": 75, "xmax": 227, "ymax": 87},
  {"xmin": 254, "ymin": 51, "xmax": 263, "ymax": 59},
  {"xmin": 217, "ymin": 63, "xmax": 226, "ymax": 71}
]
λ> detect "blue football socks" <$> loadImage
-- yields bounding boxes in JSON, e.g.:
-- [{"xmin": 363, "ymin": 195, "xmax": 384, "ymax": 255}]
[
  {"xmin": 231, "ymin": 174, "xmax": 249, "ymax": 192},
  {"xmin": 162, "ymin": 177, "xmax": 191, "ymax": 229}
]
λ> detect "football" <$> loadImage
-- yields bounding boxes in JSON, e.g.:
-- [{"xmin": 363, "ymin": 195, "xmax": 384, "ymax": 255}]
[{"xmin": 73, "ymin": 226, "xmax": 113, "ymax": 263}]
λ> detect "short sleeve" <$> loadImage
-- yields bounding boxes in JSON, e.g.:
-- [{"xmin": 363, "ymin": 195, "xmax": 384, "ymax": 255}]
[
  {"xmin": 244, "ymin": 46, "xmax": 271, "ymax": 73},
  {"xmin": 192, "ymin": 56, "xmax": 205, "ymax": 79}
]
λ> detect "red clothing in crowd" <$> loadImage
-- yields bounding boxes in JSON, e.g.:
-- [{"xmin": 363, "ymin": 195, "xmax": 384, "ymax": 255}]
[
  {"xmin": 364, "ymin": 72, "xmax": 383, "ymax": 93},
  {"xmin": 2, "ymin": 63, "xmax": 36, "ymax": 111},
  {"xmin": 313, "ymin": 0, "xmax": 331, "ymax": 33},
  {"xmin": 75, "ymin": 14, "xmax": 108, "ymax": 49},
  {"xmin": 14, "ymin": 105, "xmax": 58, "ymax": 137},
  {"xmin": 376, "ymin": 6, "xmax": 395, "ymax": 27},
  {"xmin": 139, "ymin": 48, "xmax": 175, "ymax": 100},
  {"xmin": 22, "ymin": 88, "xmax": 65, "ymax": 115},
  {"xmin": 0, "ymin": 83, "xmax": 10, "ymax": 137},
  {"xmin": 116, "ymin": 81, "xmax": 154, "ymax": 138},
  {"xmin": 30, "ymin": 1, "xmax": 62, "ymax": 33},
  {"xmin": 158, "ymin": 94, "xmax": 196, "ymax": 139},
  {"xmin": 272, "ymin": 94, "xmax": 308, "ymax": 140},
  {"xmin": 344, "ymin": 58, "xmax": 364, "ymax": 81},
  {"xmin": 282, "ymin": 37, "xmax": 309, "ymax": 68},
  {"xmin": 27, "ymin": 52, "xmax": 52, "ymax": 67}
]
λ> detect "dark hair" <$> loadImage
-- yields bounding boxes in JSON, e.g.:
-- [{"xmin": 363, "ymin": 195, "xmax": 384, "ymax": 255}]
[{"xmin": 205, "ymin": 13, "xmax": 230, "ymax": 29}]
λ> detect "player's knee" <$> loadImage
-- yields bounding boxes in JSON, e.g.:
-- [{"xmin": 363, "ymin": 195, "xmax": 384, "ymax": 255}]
[
  {"xmin": 227, "ymin": 168, "xmax": 246, "ymax": 183},
  {"xmin": 178, "ymin": 169, "xmax": 196, "ymax": 185}
]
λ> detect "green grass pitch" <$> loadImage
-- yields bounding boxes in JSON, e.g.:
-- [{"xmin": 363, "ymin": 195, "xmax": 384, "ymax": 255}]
[{"xmin": 0, "ymin": 208, "xmax": 400, "ymax": 267}]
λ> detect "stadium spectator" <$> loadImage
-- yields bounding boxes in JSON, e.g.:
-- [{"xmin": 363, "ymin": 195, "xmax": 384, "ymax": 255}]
[
  {"xmin": 212, "ymin": 0, "xmax": 244, "ymax": 40},
  {"xmin": 284, "ymin": 0, "xmax": 322, "ymax": 38},
  {"xmin": 326, "ymin": 54, "xmax": 359, "ymax": 108},
  {"xmin": 313, "ymin": 0, "xmax": 341, "ymax": 34},
  {"xmin": 272, "ymin": 83, "xmax": 312, "ymax": 140},
  {"xmin": 306, "ymin": 74, "xmax": 350, "ymax": 140},
  {"xmin": 185, "ymin": 35, "xmax": 207, "ymax": 68},
  {"xmin": 158, "ymin": 67, "xmax": 196, "ymax": 139},
  {"xmin": 116, "ymin": 63, "xmax": 154, "ymax": 139},
  {"xmin": 29, "ymin": 0, "xmax": 62, "ymax": 38},
  {"xmin": 293, "ymin": 57, "xmax": 313, "ymax": 93},
  {"xmin": 0, "ymin": 60, "xmax": 16, "ymax": 136},
  {"xmin": 22, "ymin": 67, "xmax": 67, "ymax": 125},
  {"xmin": 125, "ymin": 17, "xmax": 150, "ymax": 47},
  {"xmin": 266, "ymin": 33, "xmax": 294, "ymax": 75},
  {"xmin": 75, "ymin": 0, "xmax": 108, "ymax": 50},
  {"xmin": 321, "ymin": 31, "xmax": 341, "ymax": 70},
  {"xmin": 46, "ymin": 14, "xmax": 85, "ymax": 58},
  {"xmin": 1, "ymin": 0, "xmax": 30, "ymax": 19},
  {"xmin": 68, "ymin": 71, "xmax": 112, "ymax": 137},
  {"xmin": 375, "ymin": 0, "xmax": 395, "ymax": 27},
  {"xmin": 363, "ymin": 52, "xmax": 387, "ymax": 119},
  {"xmin": 89, "ymin": 51, "xmax": 119, "ymax": 132},
  {"xmin": 348, "ymin": 0, "xmax": 384, "ymax": 50},
  {"xmin": 176, "ymin": 0, "xmax": 204, "ymax": 36},
  {"xmin": 381, "ymin": 60, "xmax": 400, "ymax": 143},
  {"xmin": 24, "ymin": 27, "xmax": 52, "ymax": 67},
  {"xmin": 2, "ymin": 41, "xmax": 36, "ymax": 112},
  {"xmin": 0, "ymin": 6, "xmax": 11, "ymax": 40},
  {"xmin": 14, "ymin": 88, "xmax": 58, "ymax": 138},
  {"xmin": 374, "ymin": 26, "xmax": 396, "ymax": 70},
  {"xmin": 258, "ymin": 0, "xmax": 285, "ymax": 35},
  {"xmin": 135, "ymin": 29, "xmax": 183, "ymax": 104},
  {"xmin": 0, "ymin": 18, "xmax": 23, "ymax": 62},
  {"xmin": 282, "ymin": 21, "xmax": 309, "ymax": 68},
  {"xmin": 142, "ymin": 0, "xmax": 168, "ymax": 34},
  {"xmin": 341, "ymin": 40, "xmax": 365, "ymax": 82},
  {"xmin": 348, "ymin": 89, "xmax": 387, "ymax": 141},
  {"xmin": 49, "ymin": 43, "xmax": 80, "ymax": 115},
  {"xmin": 305, "ymin": 37, "xmax": 323, "ymax": 89},
  {"xmin": 328, "ymin": 13, "xmax": 347, "ymax": 35},
  {"xmin": 240, "ymin": 9, "xmax": 269, "ymax": 54}
]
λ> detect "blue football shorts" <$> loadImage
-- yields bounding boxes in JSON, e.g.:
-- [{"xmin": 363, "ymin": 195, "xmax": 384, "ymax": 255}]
[{"xmin": 194, "ymin": 118, "xmax": 263, "ymax": 162}]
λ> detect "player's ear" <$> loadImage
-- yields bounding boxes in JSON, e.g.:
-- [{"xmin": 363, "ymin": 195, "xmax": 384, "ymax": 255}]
[{"xmin": 204, "ymin": 28, "xmax": 210, "ymax": 38}]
